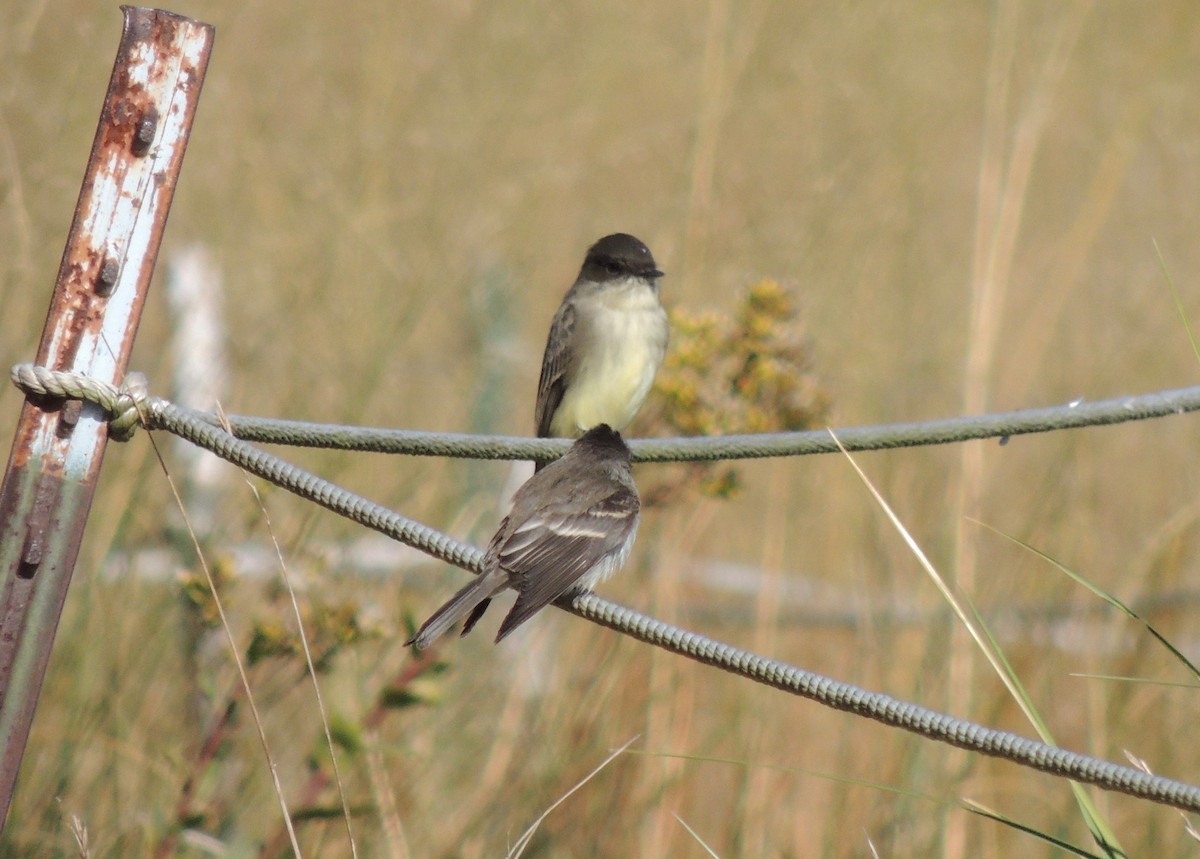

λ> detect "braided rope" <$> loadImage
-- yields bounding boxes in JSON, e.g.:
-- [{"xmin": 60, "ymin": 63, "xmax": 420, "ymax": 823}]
[
  {"xmin": 168, "ymin": 386, "xmax": 1200, "ymax": 463},
  {"xmin": 570, "ymin": 594, "xmax": 1200, "ymax": 810},
  {"xmin": 13, "ymin": 362, "xmax": 1200, "ymax": 813},
  {"xmin": 11, "ymin": 362, "xmax": 150, "ymax": 441}
]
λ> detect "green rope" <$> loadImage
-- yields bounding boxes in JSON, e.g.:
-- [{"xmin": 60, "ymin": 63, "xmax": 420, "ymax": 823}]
[
  {"xmin": 168, "ymin": 386, "xmax": 1200, "ymax": 464},
  {"xmin": 573, "ymin": 594, "xmax": 1199, "ymax": 810},
  {"xmin": 12, "ymin": 362, "xmax": 1200, "ymax": 814},
  {"xmin": 16, "ymin": 363, "xmax": 1200, "ymax": 463}
]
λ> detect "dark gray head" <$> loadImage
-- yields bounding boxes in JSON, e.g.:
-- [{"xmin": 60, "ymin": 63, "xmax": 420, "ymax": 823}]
[
  {"xmin": 580, "ymin": 233, "xmax": 663, "ymax": 283},
  {"xmin": 572, "ymin": 423, "xmax": 632, "ymax": 461}
]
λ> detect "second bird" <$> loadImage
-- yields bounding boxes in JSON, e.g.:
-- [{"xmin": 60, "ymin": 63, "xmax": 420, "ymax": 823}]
[
  {"xmin": 407, "ymin": 424, "xmax": 641, "ymax": 650},
  {"xmin": 534, "ymin": 233, "xmax": 668, "ymax": 466}
]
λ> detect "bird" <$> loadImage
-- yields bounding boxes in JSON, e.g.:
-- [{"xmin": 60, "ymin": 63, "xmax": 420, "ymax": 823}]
[
  {"xmin": 407, "ymin": 424, "xmax": 640, "ymax": 650},
  {"xmin": 533, "ymin": 233, "xmax": 668, "ymax": 469}
]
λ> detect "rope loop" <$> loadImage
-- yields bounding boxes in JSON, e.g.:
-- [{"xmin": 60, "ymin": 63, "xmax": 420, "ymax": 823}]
[
  {"xmin": 10, "ymin": 363, "xmax": 152, "ymax": 441},
  {"xmin": 108, "ymin": 371, "xmax": 150, "ymax": 441}
]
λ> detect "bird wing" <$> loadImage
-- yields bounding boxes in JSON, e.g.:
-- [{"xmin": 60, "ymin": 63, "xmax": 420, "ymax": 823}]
[
  {"xmin": 494, "ymin": 487, "xmax": 639, "ymax": 640},
  {"xmin": 534, "ymin": 299, "xmax": 577, "ymax": 439}
]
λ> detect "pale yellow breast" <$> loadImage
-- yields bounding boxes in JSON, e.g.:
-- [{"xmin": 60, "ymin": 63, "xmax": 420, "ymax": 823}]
[{"xmin": 549, "ymin": 279, "xmax": 668, "ymax": 438}]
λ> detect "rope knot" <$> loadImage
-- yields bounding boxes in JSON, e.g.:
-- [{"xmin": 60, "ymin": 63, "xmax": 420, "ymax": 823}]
[
  {"xmin": 109, "ymin": 372, "xmax": 150, "ymax": 441},
  {"xmin": 9, "ymin": 363, "xmax": 152, "ymax": 441}
]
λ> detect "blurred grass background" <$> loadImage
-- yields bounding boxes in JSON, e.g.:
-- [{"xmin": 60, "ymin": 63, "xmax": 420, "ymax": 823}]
[{"xmin": 3, "ymin": 1, "xmax": 1200, "ymax": 856}]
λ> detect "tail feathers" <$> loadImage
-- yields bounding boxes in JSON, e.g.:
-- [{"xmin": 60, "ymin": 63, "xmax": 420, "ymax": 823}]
[
  {"xmin": 407, "ymin": 572, "xmax": 504, "ymax": 651},
  {"xmin": 495, "ymin": 587, "xmax": 579, "ymax": 643},
  {"xmin": 460, "ymin": 598, "xmax": 492, "ymax": 637}
]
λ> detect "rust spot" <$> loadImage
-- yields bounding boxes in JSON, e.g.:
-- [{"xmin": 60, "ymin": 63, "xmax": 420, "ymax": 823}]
[
  {"xmin": 101, "ymin": 96, "xmax": 139, "ymax": 152},
  {"xmin": 126, "ymin": 10, "xmax": 154, "ymax": 42},
  {"xmin": 53, "ymin": 307, "xmax": 88, "ymax": 373},
  {"xmin": 0, "ymin": 464, "xmax": 28, "ymax": 530},
  {"xmin": 40, "ymin": 247, "xmax": 114, "ymax": 371}
]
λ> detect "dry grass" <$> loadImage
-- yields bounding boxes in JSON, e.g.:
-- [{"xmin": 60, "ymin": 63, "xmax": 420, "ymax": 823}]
[{"xmin": 4, "ymin": 2, "xmax": 1200, "ymax": 856}]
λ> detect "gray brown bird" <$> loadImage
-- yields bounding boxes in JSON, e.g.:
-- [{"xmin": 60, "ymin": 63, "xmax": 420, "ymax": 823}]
[{"xmin": 407, "ymin": 424, "xmax": 640, "ymax": 650}]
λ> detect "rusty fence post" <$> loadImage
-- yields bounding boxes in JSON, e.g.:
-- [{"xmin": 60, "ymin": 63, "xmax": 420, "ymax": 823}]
[{"xmin": 0, "ymin": 7, "xmax": 214, "ymax": 830}]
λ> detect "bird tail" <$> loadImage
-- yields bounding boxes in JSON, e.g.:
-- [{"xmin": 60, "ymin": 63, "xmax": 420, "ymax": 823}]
[{"xmin": 407, "ymin": 572, "xmax": 504, "ymax": 651}]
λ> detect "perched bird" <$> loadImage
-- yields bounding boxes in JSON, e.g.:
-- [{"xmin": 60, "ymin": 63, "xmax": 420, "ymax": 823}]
[
  {"xmin": 407, "ymin": 424, "xmax": 640, "ymax": 650},
  {"xmin": 534, "ymin": 233, "xmax": 668, "ymax": 467}
]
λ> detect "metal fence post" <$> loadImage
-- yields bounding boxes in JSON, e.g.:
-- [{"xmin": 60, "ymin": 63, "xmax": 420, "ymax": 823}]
[{"xmin": 0, "ymin": 7, "xmax": 215, "ymax": 829}]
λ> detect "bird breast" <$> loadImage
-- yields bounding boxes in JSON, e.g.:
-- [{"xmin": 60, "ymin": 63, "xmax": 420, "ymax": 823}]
[{"xmin": 556, "ymin": 279, "xmax": 668, "ymax": 435}]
